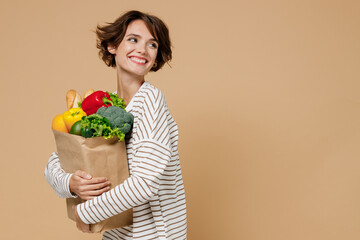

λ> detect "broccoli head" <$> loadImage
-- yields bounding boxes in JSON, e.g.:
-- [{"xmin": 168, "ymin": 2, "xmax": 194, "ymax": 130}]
[{"xmin": 96, "ymin": 106, "xmax": 134, "ymax": 134}]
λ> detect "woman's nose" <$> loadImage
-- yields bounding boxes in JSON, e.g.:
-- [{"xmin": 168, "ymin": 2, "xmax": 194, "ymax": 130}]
[{"xmin": 136, "ymin": 43, "xmax": 147, "ymax": 54}]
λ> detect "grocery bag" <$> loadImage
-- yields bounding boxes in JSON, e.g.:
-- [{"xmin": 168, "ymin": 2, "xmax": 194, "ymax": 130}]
[{"xmin": 52, "ymin": 129, "xmax": 133, "ymax": 233}]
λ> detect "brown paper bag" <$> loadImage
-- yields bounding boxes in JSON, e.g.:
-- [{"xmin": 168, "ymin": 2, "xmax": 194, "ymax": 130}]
[{"xmin": 52, "ymin": 129, "xmax": 133, "ymax": 233}]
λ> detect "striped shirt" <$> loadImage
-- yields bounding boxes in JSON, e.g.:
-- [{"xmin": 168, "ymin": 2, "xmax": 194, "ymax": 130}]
[{"xmin": 45, "ymin": 81, "xmax": 187, "ymax": 239}]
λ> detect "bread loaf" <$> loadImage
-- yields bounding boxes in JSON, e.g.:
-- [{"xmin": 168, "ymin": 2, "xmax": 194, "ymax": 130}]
[
  {"xmin": 66, "ymin": 89, "xmax": 82, "ymax": 109},
  {"xmin": 84, "ymin": 89, "xmax": 95, "ymax": 99}
]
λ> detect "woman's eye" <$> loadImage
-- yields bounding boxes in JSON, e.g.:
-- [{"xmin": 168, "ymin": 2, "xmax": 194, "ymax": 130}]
[
  {"xmin": 128, "ymin": 38, "xmax": 137, "ymax": 42},
  {"xmin": 149, "ymin": 43, "xmax": 158, "ymax": 48}
]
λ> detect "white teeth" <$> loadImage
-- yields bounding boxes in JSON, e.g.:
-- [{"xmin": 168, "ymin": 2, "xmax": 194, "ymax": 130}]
[{"xmin": 130, "ymin": 57, "xmax": 146, "ymax": 63}]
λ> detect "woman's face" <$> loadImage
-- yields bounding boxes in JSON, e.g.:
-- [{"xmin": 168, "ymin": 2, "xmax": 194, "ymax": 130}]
[{"xmin": 109, "ymin": 19, "xmax": 159, "ymax": 77}]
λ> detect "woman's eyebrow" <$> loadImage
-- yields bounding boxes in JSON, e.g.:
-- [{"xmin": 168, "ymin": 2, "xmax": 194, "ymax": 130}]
[{"xmin": 126, "ymin": 33, "xmax": 158, "ymax": 43}]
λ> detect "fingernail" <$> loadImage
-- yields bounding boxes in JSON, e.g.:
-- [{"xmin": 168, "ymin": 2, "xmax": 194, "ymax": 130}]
[{"xmin": 86, "ymin": 174, "xmax": 91, "ymax": 178}]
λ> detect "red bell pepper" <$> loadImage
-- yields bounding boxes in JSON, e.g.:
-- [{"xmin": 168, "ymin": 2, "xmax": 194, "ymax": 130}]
[{"xmin": 81, "ymin": 91, "xmax": 113, "ymax": 115}]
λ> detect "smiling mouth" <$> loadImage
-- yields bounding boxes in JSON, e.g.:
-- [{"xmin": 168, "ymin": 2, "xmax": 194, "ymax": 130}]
[{"xmin": 129, "ymin": 56, "xmax": 148, "ymax": 64}]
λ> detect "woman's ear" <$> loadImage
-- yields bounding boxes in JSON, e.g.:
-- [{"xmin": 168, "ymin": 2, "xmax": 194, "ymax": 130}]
[{"xmin": 107, "ymin": 45, "xmax": 116, "ymax": 54}]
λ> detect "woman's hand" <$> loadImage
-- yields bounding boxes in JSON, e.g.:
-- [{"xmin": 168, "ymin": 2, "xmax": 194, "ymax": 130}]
[
  {"xmin": 69, "ymin": 170, "xmax": 110, "ymax": 200},
  {"xmin": 73, "ymin": 205, "xmax": 91, "ymax": 233}
]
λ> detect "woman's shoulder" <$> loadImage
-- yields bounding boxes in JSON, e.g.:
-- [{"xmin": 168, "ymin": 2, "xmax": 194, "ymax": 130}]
[{"xmin": 140, "ymin": 81, "xmax": 167, "ymax": 107}]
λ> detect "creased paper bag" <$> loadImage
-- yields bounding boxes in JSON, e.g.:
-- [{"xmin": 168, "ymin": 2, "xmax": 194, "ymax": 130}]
[{"xmin": 53, "ymin": 129, "xmax": 133, "ymax": 233}]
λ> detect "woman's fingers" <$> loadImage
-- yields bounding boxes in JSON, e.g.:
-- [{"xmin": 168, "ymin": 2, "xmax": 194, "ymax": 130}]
[
  {"xmin": 82, "ymin": 187, "xmax": 111, "ymax": 200},
  {"xmin": 82, "ymin": 183, "xmax": 111, "ymax": 199},
  {"xmin": 77, "ymin": 178, "xmax": 111, "ymax": 200},
  {"xmin": 89, "ymin": 186, "xmax": 111, "ymax": 196},
  {"xmin": 74, "ymin": 170, "xmax": 92, "ymax": 180},
  {"xmin": 83, "ymin": 181, "xmax": 111, "ymax": 191},
  {"xmin": 87, "ymin": 176, "xmax": 108, "ymax": 184}
]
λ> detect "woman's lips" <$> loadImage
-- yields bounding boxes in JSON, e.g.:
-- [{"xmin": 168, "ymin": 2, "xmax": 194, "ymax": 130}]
[{"xmin": 129, "ymin": 56, "xmax": 148, "ymax": 65}]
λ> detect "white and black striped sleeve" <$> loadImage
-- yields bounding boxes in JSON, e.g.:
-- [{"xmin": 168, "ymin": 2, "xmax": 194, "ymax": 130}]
[{"xmin": 44, "ymin": 152, "xmax": 78, "ymax": 199}]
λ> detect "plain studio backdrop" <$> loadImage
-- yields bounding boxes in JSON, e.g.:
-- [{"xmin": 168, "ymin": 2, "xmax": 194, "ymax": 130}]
[{"xmin": 1, "ymin": 0, "xmax": 359, "ymax": 239}]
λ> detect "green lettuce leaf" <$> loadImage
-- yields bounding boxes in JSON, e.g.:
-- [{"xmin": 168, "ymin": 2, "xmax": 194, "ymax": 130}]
[{"xmin": 107, "ymin": 92, "xmax": 126, "ymax": 109}]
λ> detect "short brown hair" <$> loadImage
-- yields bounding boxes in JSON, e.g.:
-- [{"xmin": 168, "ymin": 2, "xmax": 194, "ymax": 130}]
[{"xmin": 95, "ymin": 10, "xmax": 172, "ymax": 72}]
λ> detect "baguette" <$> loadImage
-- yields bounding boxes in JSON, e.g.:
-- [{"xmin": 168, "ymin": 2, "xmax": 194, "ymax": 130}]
[
  {"xmin": 84, "ymin": 89, "xmax": 95, "ymax": 99},
  {"xmin": 66, "ymin": 89, "xmax": 82, "ymax": 109},
  {"xmin": 72, "ymin": 92, "xmax": 82, "ymax": 108}
]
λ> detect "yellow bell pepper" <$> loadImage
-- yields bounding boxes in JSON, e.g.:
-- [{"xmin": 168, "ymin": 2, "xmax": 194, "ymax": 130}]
[{"xmin": 63, "ymin": 107, "xmax": 87, "ymax": 131}]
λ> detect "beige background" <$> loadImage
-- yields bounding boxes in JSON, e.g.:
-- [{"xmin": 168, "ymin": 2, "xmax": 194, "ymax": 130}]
[{"xmin": 1, "ymin": 0, "xmax": 359, "ymax": 239}]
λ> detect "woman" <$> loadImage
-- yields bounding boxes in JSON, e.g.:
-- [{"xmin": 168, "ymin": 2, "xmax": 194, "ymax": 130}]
[{"xmin": 45, "ymin": 10, "xmax": 187, "ymax": 240}]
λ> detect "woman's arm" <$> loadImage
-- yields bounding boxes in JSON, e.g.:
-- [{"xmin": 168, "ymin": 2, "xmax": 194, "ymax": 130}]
[
  {"xmin": 44, "ymin": 152, "xmax": 77, "ymax": 198},
  {"xmin": 45, "ymin": 152, "xmax": 111, "ymax": 200}
]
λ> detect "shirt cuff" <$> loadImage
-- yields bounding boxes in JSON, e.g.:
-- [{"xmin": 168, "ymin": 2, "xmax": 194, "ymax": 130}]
[{"xmin": 64, "ymin": 173, "xmax": 78, "ymax": 198}]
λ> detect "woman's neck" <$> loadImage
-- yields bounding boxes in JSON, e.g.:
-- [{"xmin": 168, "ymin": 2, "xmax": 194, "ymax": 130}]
[{"xmin": 116, "ymin": 68, "xmax": 145, "ymax": 106}]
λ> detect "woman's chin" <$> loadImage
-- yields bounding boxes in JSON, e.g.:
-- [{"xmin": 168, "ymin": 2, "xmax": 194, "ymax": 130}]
[
  {"xmin": 130, "ymin": 67, "xmax": 152, "ymax": 77},
  {"xmin": 120, "ymin": 67, "xmax": 148, "ymax": 77}
]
